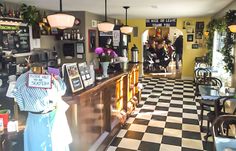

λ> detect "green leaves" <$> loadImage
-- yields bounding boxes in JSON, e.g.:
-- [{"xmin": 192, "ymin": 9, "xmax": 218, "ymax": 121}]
[{"xmin": 20, "ymin": 3, "xmax": 41, "ymax": 25}]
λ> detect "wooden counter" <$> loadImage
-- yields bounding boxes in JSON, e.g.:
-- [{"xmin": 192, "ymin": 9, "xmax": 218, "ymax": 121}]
[{"xmin": 64, "ymin": 64, "xmax": 140, "ymax": 151}]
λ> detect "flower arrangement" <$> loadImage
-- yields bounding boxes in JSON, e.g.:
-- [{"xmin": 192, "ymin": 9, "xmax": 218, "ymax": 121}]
[{"xmin": 95, "ymin": 47, "xmax": 118, "ymax": 62}]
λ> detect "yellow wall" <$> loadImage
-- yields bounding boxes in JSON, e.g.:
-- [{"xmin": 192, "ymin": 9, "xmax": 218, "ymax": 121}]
[{"xmin": 125, "ymin": 16, "xmax": 211, "ymax": 78}]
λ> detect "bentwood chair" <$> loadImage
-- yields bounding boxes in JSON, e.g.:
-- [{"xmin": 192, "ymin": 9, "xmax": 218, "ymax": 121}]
[
  {"xmin": 212, "ymin": 115, "xmax": 236, "ymax": 151},
  {"xmin": 199, "ymin": 77, "xmax": 223, "ymax": 130}
]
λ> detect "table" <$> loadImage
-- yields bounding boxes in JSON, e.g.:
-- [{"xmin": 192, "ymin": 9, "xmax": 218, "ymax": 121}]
[{"xmin": 215, "ymin": 136, "xmax": 236, "ymax": 151}]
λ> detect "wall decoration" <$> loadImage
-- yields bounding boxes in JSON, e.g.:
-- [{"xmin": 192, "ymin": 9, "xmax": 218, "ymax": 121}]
[
  {"xmin": 186, "ymin": 26, "xmax": 194, "ymax": 33},
  {"xmin": 76, "ymin": 42, "xmax": 84, "ymax": 54},
  {"xmin": 88, "ymin": 29, "xmax": 97, "ymax": 52},
  {"xmin": 195, "ymin": 22, "xmax": 204, "ymax": 39},
  {"xmin": 146, "ymin": 18, "xmax": 177, "ymax": 27},
  {"xmin": 113, "ymin": 30, "xmax": 120, "ymax": 46},
  {"xmin": 187, "ymin": 34, "xmax": 194, "ymax": 42},
  {"xmin": 192, "ymin": 44, "xmax": 199, "ymax": 49},
  {"xmin": 74, "ymin": 18, "xmax": 81, "ymax": 26},
  {"xmin": 78, "ymin": 62, "xmax": 93, "ymax": 88}
]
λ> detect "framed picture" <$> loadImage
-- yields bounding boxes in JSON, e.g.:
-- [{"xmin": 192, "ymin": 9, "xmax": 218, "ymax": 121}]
[
  {"xmin": 88, "ymin": 29, "xmax": 97, "ymax": 52},
  {"xmin": 78, "ymin": 62, "xmax": 93, "ymax": 88},
  {"xmin": 76, "ymin": 42, "xmax": 84, "ymax": 54},
  {"xmin": 65, "ymin": 63, "xmax": 84, "ymax": 93},
  {"xmin": 195, "ymin": 31, "xmax": 203, "ymax": 39},
  {"xmin": 187, "ymin": 34, "xmax": 194, "ymax": 42},
  {"xmin": 192, "ymin": 44, "xmax": 199, "ymax": 49}
]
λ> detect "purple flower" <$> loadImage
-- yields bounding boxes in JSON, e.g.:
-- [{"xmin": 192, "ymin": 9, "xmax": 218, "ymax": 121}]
[
  {"xmin": 111, "ymin": 50, "xmax": 118, "ymax": 57},
  {"xmin": 95, "ymin": 47, "xmax": 104, "ymax": 55}
]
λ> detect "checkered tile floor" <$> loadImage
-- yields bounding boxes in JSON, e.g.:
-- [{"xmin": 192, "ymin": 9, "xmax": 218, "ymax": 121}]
[{"xmin": 106, "ymin": 77, "xmax": 214, "ymax": 151}]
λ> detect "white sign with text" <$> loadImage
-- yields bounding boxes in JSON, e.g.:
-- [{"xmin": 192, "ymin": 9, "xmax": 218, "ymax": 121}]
[{"xmin": 28, "ymin": 74, "xmax": 52, "ymax": 89}]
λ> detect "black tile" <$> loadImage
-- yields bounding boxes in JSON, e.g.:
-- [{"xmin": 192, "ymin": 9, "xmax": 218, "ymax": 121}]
[
  {"xmin": 183, "ymin": 109, "xmax": 197, "ymax": 114},
  {"xmin": 155, "ymin": 106, "xmax": 169, "ymax": 111},
  {"xmin": 184, "ymin": 90, "xmax": 195, "ymax": 93},
  {"xmin": 184, "ymin": 95, "xmax": 194, "ymax": 98},
  {"xmin": 142, "ymin": 92, "xmax": 151, "ymax": 94},
  {"xmin": 202, "ymin": 141, "xmax": 214, "ymax": 151},
  {"xmin": 148, "ymin": 83, "xmax": 156, "ymax": 86},
  {"xmin": 141, "ymin": 97, "xmax": 148, "ymax": 101},
  {"xmin": 133, "ymin": 118, "xmax": 149, "ymax": 125},
  {"xmin": 146, "ymin": 126, "xmax": 164, "ymax": 134},
  {"xmin": 173, "ymin": 91, "xmax": 183, "ymax": 95},
  {"xmin": 138, "ymin": 141, "xmax": 160, "ymax": 151},
  {"xmin": 167, "ymin": 112, "xmax": 182, "ymax": 118},
  {"xmin": 161, "ymin": 93, "xmax": 172, "ymax": 97},
  {"xmin": 165, "ymin": 122, "xmax": 182, "ymax": 130},
  {"xmin": 184, "ymin": 85, "xmax": 194, "ymax": 88},
  {"xmin": 145, "ymin": 87, "xmax": 154, "ymax": 90},
  {"xmin": 182, "ymin": 147, "xmax": 203, "ymax": 151},
  {"xmin": 152, "ymin": 90, "xmax": 162, "ymax": 93},
  {"xmin": 136, "ymin": 104, "xmax": 143, "ymax": 108},
  {"xmin": 171, "ymin": 97, "xmax": 183, "ymax": 101},
  {"xmin": 170, "ymin": 104, "xmax": 183, "ymax": 108},
  {"xmin": 174, "ymin": 87, "xmax": 183, "ymax": 90},
  {"xmin": 151, "ymin": 115, "xmax": 167, "ymax": 121},
  {"xmin": 122, "ymin": 123, "xmax": 131, "ymax": 130},
  {"xmin": 149, "ymin": 95, "xmax": 159, "ymax": 98},
  {"xmin": 161, "ymin": 136, "xmax": 182, "ymax": 146},
  {"xmin": 144, "ymin": 101, "xmax": 157, "ymax": 106},
  {"xmin": 163, "ymin": 88, "xmax": 173, "ymax": 91},
  {"xmin": 110, "ymin": 137, "xmax": 122, "ymax": 146},
  {"xmin": 124, "ymin": 130, "xmax": 144, "ymax": 140},
  {"xmin": 158, "ymin": 99, "xmax": 170, "ymax": 103},
  {"xmin": 116, "ymin": 147, "xmax": 136, "ymax": 151},
  {"xmin": 182, "ymin": 118, "xmax": 199, "ymax": 125},
  {"xmin": 182, "ymin": 131, "xmax": 202, "ymax": 140},
  {"xmin": 140, "ymin": 109, "xmax": 154, "ymax": 113},
  {"xmin": 183, "ymin": 101, "xmax": 196, "ymax": 105}
]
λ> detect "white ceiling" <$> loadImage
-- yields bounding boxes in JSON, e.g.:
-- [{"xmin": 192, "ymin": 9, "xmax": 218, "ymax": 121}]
[{"xmin": 4, "ymin": 0, "xmax": 234, "ymax": 19}]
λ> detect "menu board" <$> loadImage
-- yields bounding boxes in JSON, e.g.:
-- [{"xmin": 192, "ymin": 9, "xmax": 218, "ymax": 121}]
[
  {"xmin": 78, "ymin": 62, "xmax": 93, "ymax": 88},
  {"xmin": 65, "ymin": 63, "xmax": 84, "ymax": 93},
  {"xmin": 0, "ymin": 26, "xmax": 30, "ymax": 53}
]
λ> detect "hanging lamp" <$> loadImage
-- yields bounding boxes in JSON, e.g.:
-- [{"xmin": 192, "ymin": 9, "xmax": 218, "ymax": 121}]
[
  {"xmin": 97, "ymin": 0, "xmax": 114, "ymax": 32},
  {"xmin": 120, "ymin": 6, "xmax": 133, "ymax": 34},
  {"xmin": 228, "ymin": 24, "xmax": 236, "ymax": 33},
  {"xmin": 47, "ymin": 0, "xmax": 75, "ymax": 29}
]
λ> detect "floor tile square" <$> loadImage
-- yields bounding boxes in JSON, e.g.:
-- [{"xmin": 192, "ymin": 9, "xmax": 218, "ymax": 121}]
[
  {"xmin": 118, "ymin": 138, "xmax": 141, "ymax": 150},
  {"xmin": 136, "ymin": 113, "xmax": 152, "ymax": 120},
  {"xmin": 110, "ymin": 137, "xmax": 122, "ymax": 146},
  {"xmin": 182, "ymin": 124, "xmax": 200, "ymax": 132},
  {"xmin": 182, "ymin": 138, "xmax": 203, "ymax": 150},
  {"xmin": 163, "ymin": 128, "xmax": 182, "ymax": 137},
  {"xmin": 169, "ymin": 104, "xmax": 183, "ymax": 108},
  {"xmin": 128, "ymin": 124, "xmax": 147, "ymax": 132},
  {"xmin": 139, "ymin": 109, "xmax": 154, "ymax": 113},
  {"xmin": 170, "ymin": 100, "xmax": 183, "ymax": 105},
  {"xmin": 126, "ymin": 117, "xmax": 135, "ymax": 124},
  {"xmin": 133, "ymin": 118, "xmax": 149, "ymax": 125},
  {"xmin": 122, "ymin": 123, "xmax": 131, "ymax": 130},
  {"xmin": 168, "ymin": 107, "xmax": 183, "ymax": 113},
  {"xmin": 166, "ymin": 116, "xmax": 182, "ymax": 124},
  {"xmin": 158, "ymin": 99, "xmax": 171, "ymax": 103},
  {"xmin": 183, "ymin": 109, "xmax": 197, "ymax": 114},
  {"xmin": 146, "ymin": 126, "xmax": 164, "ymax": 134},
  {"xmin": 116, "ymin": 129, "xmax": 127, "ymax": 138},
  {"xmin": 183, "ymin": 113, "xmax": 199, "ymax": 119},
  {"xmin": 138, "ymin": 141, "xmax": 160, "ymax": 151},
  {"xmin": 182, "ymin": 131, "xmax": 202, "ymax": 140},
  {"xmin": 159, "ymin": 96, "xmax": 172, "ymax": 100},
  {"xmin": 148, "ymin": 120, "xmax": 166, "ymax": 128},
  {"xmin": 167, "ymin": 111, "xmax": 182, "ymax": 118},
  {"xmin": 159, "ymin": 144, "xmax": 181, "ymax": 151},
  {"xmin": 155, "ymin": 106, "xmax": 169, "ymax": 111},
  {"xmin": 142, "ymin": 133, "xmax": 162, "ymax": 143},
  {"xmin": 124, "ymin": 130, "xmax": 144, "ymax": 140},
  {"xmin": 183, "ymin": 104, "xmax": 197, "ymax": 110},
  {"xmin": 161, "ymin": 136, "xmax": 182, "ymax": 146},
  {"xmin": 142, "ymin": 104, "xmax": 156, "ymax": 110},
  {"xmin": 151, "ymin": 115, "xmax": 167, "ymax": 121},
  {"xmin": 144, "ymin": 101, "xmax": 157, "ymax": 106},
  {"xmin": 182, "ymin": 118, "xmax": 199, "ymax": 125},
  {"xmin": 165, "ymin": 122, "xmax": 182, "ymax": 130}
]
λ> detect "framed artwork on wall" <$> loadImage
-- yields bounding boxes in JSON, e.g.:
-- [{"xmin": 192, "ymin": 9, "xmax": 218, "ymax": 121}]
[
  {"xmin": 187, "ymin": 34, "xmax": 194, "ymax": 42},
  {"xmin": 88, "ymin": 29, "xmax": 97, "ymax": 52}
]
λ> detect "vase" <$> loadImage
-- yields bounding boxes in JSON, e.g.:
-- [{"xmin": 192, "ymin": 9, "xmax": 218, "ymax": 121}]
[{"xmin": 100, "ymin": 62, "xmax": 109, "ymax": 78}]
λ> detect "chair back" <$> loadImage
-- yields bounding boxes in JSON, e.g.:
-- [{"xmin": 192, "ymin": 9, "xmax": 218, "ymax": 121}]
[
  {"xmin": 194, "ymin": 68, "xmax": 211, "ymax": 84},
  {"xmin": 207, "ymin": 77, "xmax": 222, "ymax": 88}
]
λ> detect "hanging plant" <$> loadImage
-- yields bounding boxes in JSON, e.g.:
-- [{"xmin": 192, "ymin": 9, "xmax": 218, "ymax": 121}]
[
  {"xmin": 20, "ymin": 3, "xmax": 41, "ymax": 26},
  {"xmin": 205, "ymin": 18, "xmax": 226, "ymax": 65},
  {"xmin": 220, "ymin": 10, "xmax": 236, "ymax": 74}
]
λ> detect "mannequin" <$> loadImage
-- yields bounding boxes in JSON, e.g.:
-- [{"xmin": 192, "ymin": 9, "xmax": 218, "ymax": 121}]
[{"xmin": 13, "ymin": 63, "xmax": 72, "ymax": 151}]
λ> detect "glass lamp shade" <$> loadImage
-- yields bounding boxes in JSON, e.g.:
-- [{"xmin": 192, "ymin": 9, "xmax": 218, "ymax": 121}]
[
  {"xmin": 47, "ymin": 13, "xmax": 75, "ymax": 29},
  {"xmin": 120, "ymin": 26, "xmax": 133, "ymax": 34},
  {"xmin": 97, "ymin": 22, "xmax": 114, "ymax": 32},
  {"xmin": 228, "ymin": 25, "xmax": 236, "ymax": 33}
]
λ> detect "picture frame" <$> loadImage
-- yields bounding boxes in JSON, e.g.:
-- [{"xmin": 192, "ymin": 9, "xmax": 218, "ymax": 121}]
[
  {"xmin": 192, "ymin": 43, "xmax": 199, "ymax": 49},
  {"xmin": 195, "ymin": 31, "xmax": 203, "ymax": 39},
  {"xmin": 78, "ymin": 62, "xmax": 93, "ymax": 88},
  {"xmin": 88, "ymin": 29, "xmax": 97, "ymax": 52},
  {"xmin": 76, "ymin": 42, "xmax": 84, "ymax": 54},
  {"xmin": 65, "ymin": 63, "xmax": 84, "ymax": 93},
  {"xmin": 187, "ymin": 34, "xmax": 194, "ymax": 42}
]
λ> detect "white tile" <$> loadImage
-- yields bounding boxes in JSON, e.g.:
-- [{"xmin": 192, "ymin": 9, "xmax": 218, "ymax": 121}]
[
  {"xmin": 142, "ymin": 133, "xmax": 162, "ymax": 143},
  {"xmin": 162, "ymin": 91, "xmax": 172, "ymax": 95},
  {"xmin": 126, "ymin": 117, "xmax": 135, "ymax": 124},
  {"xmin": 183, "ymin": 113, "xmax": 199, "ymax": 119},
  {"xmin": 146, "ymin": 97, "xmax": 159, "ymax": 102},
  {"xmin": 166, "ymin": 116, "xmax": 182, "ymax": 124},
  {"xmin": 142, "ymin": 104, "xmax": 156, "ymax": 110},
  {"xmin": 183, "ymin": 98, "xmax": 194, "ymax": 102},
  {"xmin": 106, "ymin": 146, "xmax": 117, "ymax": 151},
  {"xmin": 153, "ymin": 110, "xmax": 168, "ymax": 116},
  {"xmin": 182, "ymin": 124, "xmax": 201, "ymax": 132},
  {"xmin": 168, "ymin": 107, "xmax": 183, "ymax": 113},
  {"xmin": 173, "ymin": 89, "xmax": 184, "ymax": 92},
  {"xmin": 157, "ymin": 102, "xmax": 170, "ymax": 107},
  {"xmin": 160, "ymin": 144, "xmax": 181, "ymax": 151},
  {"xmin": 170, "ymin": 100, "xmax": 183, "ymax": 105},
  {"xmin": 183, "ymin": 92, "xmax": 194, "ymax": 96},
  {"xmin": 163, "ymin": 128, "xmax": 182, "ymax": 137},
  {"xmin": 171, "ymin": 94, "xmax": 183, "ymax": 98},
  {"xmin": 116, "ymin": 129, "xmax": 127, "ymax": 138},
  {"xmin": 118, "ymin": 138, "xmax": 141, "ymax": 150},
  {"xmin": 128, "ymin": 124, "xmax": 147, "ymax": 132},
  {"xmin": 182, "ymin": 138, "xmax": 203, "ymax": 150},
  {"xmin": 136, "ymin": 113, "xmax": 153, "ymax": 120},
  {"xmin": 159, "ymin": 96, "xmax": 172, "ymax": 100},
  {"xmin": 183, "ymin": 104, "xmax": 197, "ymax": 110},
  {"xmin": 148, "ymin": 120, "xmax": 166, "ymax": 128}
]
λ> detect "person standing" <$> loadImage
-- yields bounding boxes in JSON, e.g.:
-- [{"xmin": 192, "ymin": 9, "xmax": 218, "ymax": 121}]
[{"xmin": 173, "ymin": 35, "xmax": 183, "ymax": 70}]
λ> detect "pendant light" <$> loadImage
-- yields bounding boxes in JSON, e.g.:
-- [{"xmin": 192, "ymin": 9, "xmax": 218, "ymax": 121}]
[
  {"xmin": 120, "ymin": 6, "xmax": 133, "ymax": 34},
  {"xmin": 228, "ymin": 24, "xmax": 236, "ymax": 33},
  {"xmin": 47, "ymin": 0, "xmax": 75, "ymax": 29},
  {"xmin": 97, "ymin": 0, "xmax": 114, "ymax": 32}
]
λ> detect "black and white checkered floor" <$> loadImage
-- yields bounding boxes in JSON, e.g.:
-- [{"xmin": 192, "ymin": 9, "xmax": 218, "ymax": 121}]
[{"xmin": 107, "ymin": 77, "xmax": 214, "ymax": 151}]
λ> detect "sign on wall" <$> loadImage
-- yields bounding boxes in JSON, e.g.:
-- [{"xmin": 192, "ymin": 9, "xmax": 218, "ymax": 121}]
[{"xmin": 146, "ymin": 18, "xmax": 177, "ymax": 27}]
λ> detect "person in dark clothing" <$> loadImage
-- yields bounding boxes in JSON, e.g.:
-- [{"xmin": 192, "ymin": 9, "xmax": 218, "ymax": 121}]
[
  {"xmin": 155, "ymin": 40, "xmax": 170, "ymax": 70},
  {"xmin": 173, "ymin": 35, "xmax": 183, "ymax": 70}
]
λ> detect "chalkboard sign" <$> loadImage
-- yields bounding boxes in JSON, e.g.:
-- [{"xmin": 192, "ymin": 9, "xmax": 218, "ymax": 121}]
[
  {"xmin": 65, "ymin": 63, "xmax": 84, "ymax": 93},
  {"xmin": 146, "ymin": 18, "xmax": 177, "ymax": 27},
  {"xmin": 28, "ymin": 73, "xmax": 52, "ymax": 89},
  {"xmin": 78, "ymin": 62, "xmax": 93, "ymax": 88}
]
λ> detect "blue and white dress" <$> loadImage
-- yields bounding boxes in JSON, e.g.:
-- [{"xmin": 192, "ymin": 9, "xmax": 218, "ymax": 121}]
[{"xmin": 13, "ymin": 70, "xmax": 72, "ymax": 151}]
